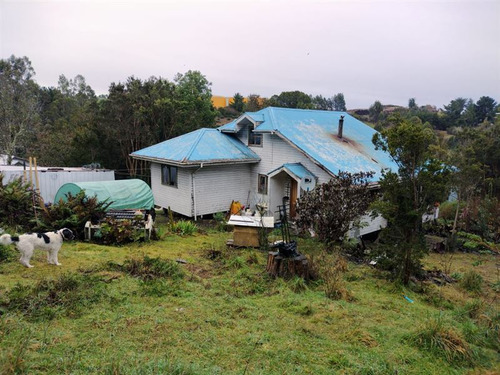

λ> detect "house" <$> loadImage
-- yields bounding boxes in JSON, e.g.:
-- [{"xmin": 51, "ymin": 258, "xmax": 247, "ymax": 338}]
[
  {"xmin": 131, "ymin": 107, "xmax": 397, "ymax": 223},
  {"xmin": 0, "ymin": 154, "xmax": 28, "ymax": 166}
]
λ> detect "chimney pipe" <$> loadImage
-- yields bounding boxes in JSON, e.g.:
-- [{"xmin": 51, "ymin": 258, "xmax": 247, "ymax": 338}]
[{"xmin": 338, "ymin": 115, "xmax": 345, "ymax": 138}]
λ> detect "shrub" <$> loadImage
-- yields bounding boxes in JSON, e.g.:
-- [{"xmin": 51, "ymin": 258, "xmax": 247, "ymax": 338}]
[
  {"xmin": 296, "ymin": 171, "xmax": 375, "ymax": 247},
  {"xmin": 1, "ymin": 272, "xmax": 108, "ymax": 321},
  {"xmin": 97, "ymin": 217, "xmax": 145, "ymax": 245},
  {"xmin": 36, "ymin": 191, "xmax": 110, "ymax": 239},
  {"xmin": 460, "ymin": 271, "xmax": 483, "ymax": 293},
  {"xmin": 439, "ymin": 201, "xmax": 460, "ymax": 221},
  {"xmin": 171, "ymin": 220, "xmax": 197, "ymax": 236},
  {"xmin": 0, "ymin": 175, "xmax": 38, "ymax": 231}
]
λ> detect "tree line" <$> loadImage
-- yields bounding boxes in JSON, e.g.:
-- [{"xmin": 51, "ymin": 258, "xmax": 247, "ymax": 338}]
[{"xmin": 0, "ymin": 55, "xmax": 218, "ymax": 178}]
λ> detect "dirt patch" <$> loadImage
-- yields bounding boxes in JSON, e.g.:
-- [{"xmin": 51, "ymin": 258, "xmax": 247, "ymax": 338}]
[{"xmin": 184, "ymin": 263, "xmax": 212, "ymax": 279}]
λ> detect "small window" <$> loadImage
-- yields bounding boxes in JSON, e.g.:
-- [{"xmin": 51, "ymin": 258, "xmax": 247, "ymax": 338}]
[
  {"xmin": 258, "ymin": 174, "xmax": 268, "ymax": 194},
  {"xmin": 161, "ymin": 165, "xmax": 178, "ymax": 188},
  {"xmin": 248, "ymin": 128, "xmax": 263, "ymax": 146}
]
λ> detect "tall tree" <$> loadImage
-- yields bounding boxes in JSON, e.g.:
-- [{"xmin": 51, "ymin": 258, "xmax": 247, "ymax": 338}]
[
  {"xmin": 32, "ymin": 74, "xmax": 99, "ymax": 167},
  {"xmin": 372, "ymin": 115, "xmax": 449, "ymax": 284},
  {"xmin": 99, "ymin": 71, "xmax": 216, "ymax": 176},
  {"xmin": 230, "ymin": 92, "xmax": 245, "ymax": 113},
  {"xmin": 462, "ymin": 99, "xmax": 477, "ymax": 127},
  {"xmin": 0, "ymin": 55, "xmax": 40, "ymax": 164},
  {"xmin": 172, "ymin": 70, "xmax": 217, "ymax": 136},
  {"xmin": 312, "ymin": 95, "xmax": 333, "ymax": 110},
  {"xmin": 369, "ymin": 100, "xmax": 383, "ymax": 123},
  {"xmin": 246, "ymin": 94, "xmax": 263, "ymax": 112},
  {"xmin": 408, "ymin": 97, "xmax": 417, "ymax": 110},
  {"xmin": 443, "ymin": 97, "xmax": 468, "ymax": 128},
  {"xmin": 332, "ymin": 93, "xmax": 347, "ymax": 111},
  {"xmin": 268, "ymin": 91, "xmax": 313, "ymax": 109},
  {"xmin": 474, "ymin": 96, "xmax": 497, "ymax": 124}
]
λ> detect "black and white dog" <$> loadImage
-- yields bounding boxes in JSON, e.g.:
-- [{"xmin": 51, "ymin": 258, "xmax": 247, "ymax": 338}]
[{"xmin": 0, "ymin": 228, "xmax": 75, "ymax": 268}]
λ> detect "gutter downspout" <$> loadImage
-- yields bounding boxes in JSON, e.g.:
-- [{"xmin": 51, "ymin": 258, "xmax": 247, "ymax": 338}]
[{"xmin": 192, "ymin": 163, "xmax": 203, "ymax": 220}]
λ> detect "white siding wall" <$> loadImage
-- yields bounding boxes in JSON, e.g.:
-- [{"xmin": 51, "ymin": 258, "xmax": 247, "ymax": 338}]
[
  {"xmin": 248, "ymin": 133, "xmax": 332, "ymax": 184},
  {"xmin": 194, "ymin": 164, "xmax": 252, "ymax": 217},
  {"xmin": 1, "ymin": 169, "xmax": 115, "ymax": 203},
  {"xmin": 235, "ymin": 127, "xmax": 333, "ymax": 216},
  {"xmin": 348, "ymin": 214, "xmax": 387, "ymax": 238},
  {"xmin": 150, "ymin": 163, "xmax": 193, "ymax": 217},
  {"xmin": 151, "ymin": 163, "xmax": 253, "ymax": 218}
]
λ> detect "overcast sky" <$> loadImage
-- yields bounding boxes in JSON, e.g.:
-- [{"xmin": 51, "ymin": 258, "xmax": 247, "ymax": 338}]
[{"xmin": 1, "ymin": 0, "xmax": 499, "ymax": 108}]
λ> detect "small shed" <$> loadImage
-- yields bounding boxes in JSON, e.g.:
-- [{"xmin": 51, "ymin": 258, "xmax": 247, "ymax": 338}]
[{"xmin": 54, "ymin": 179, "xmax": 154, "ymax": 210}]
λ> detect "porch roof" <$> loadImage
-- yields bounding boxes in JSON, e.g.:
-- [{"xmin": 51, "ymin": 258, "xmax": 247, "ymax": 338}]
[{"xmin": 268, "ymin": 163, "xmax": 316, "ymax": 181}]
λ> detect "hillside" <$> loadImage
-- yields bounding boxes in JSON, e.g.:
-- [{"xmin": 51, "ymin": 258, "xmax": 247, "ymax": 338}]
[{"xmin": 0, "ymin": 223, "xmax": 498, "ymax": 374}]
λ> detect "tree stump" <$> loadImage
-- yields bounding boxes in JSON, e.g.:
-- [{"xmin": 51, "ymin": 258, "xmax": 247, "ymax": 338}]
[{"xmin": 266, "ymin": 251, "xmax": 310, "ymax": 280}]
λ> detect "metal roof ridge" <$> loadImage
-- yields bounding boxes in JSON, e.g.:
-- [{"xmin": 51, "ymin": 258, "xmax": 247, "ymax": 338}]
[
  {"xmin": 185, "ymin": 128, "xmax": 209, "ymax": 161},
  {"xmin": 269, "ymin": 106, "xmax": 347, "ymax": 115},
  {"xmin": 268, "ymin": 107, "xmax": 278, "ymax": 130}
]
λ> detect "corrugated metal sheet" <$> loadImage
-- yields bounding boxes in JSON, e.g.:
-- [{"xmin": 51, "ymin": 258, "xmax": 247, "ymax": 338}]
[
  {"xmin": 0, "ymin": 167, "xmax": 115, "ymax": 203},
  {"xmin": 268, "ymin": 163, "xmax": 316, "ymax": 180},
  {"xmin": 131, "ymin": 128, "xmax": 260, "ymax": 165},
  {"xmin": 220, "ymin": 107, "xmax": 398, "ymax": 181}
]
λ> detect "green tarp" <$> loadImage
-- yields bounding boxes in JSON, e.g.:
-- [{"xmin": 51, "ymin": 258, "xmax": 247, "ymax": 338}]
[{"xmin": 54, "ymin": 179, "xmax": 154, "ymax": 210}]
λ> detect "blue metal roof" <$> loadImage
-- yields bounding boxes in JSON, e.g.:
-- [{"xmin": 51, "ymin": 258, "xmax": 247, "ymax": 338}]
[
  {"xmin": 218, "ymin": 107, "xmax": 397, "ymax": 181},
  {"xmin": 131, "ymin": 128, "xmax": 260, "ymax": 165},
  {"xmin": 268, "ymin": 163, "xmax": 316, "ymax": 180}
]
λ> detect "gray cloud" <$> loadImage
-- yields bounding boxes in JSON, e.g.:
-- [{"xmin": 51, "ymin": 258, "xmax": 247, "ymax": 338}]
[{"xmin": 1, "ymin": 0, "xmax": 499, "ymax": 108}]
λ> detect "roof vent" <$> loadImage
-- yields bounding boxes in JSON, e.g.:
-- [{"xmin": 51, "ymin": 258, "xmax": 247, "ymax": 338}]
[{"xmin": 338, "ymin": 115, "xmax": 345, "ymax": 139}]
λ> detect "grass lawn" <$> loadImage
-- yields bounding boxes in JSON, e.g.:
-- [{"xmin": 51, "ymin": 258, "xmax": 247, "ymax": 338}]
[{"xmin": 0, "ymin": 224, "xmax": 498, "ymax": 374}]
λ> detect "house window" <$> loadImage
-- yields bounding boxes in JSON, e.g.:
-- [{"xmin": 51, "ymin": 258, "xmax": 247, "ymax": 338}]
[
  {"xmin": 258, "ymin": 174, "xmax": 268, "ymax": 194},
  {"xmin": 248, "ymin": 128, "xmax": 263, "ymax": 146},
  {"xmin": 161, "ymin": 165, "xmax": 178, "ymax": 187}
]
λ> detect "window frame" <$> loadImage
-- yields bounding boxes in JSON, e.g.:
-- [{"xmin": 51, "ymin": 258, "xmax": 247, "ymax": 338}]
[
  {"xmin": 161, "ymin": 164, "xmax": 178, "ymax": 188},
  {"xmin": 248, "ymin": 128, "xmax": 263, "ymax": 147},
  {"xmin": 258, "ymin": 174, "xmax": 268, "ymax": 195}
]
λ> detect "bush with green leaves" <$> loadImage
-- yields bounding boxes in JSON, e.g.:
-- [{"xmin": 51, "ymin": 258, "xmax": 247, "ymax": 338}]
[
  {"xmin": 96, "ymin": 217, "xmax": 146, "ymax": 245},
  {"xmin": 171, "ymin": 220, "xmax": 197, "ymax": 236},
  {"xmin": 0, "ymin": 174, "xmax": 38, "ymax": 231},
  {"xmin": 35, "ymin": 190, "xmax": 110, "ymax": 239},
  {"xmin": 296, "ymin": 171, "xmax": 375, "ymax": 247}
]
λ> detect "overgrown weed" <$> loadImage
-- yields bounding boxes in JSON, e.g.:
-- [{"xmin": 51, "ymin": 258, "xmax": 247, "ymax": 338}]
[
  {"xmin": 1, "ymin": 272, "xmax": 108, "ymax": 321},
  {"xmin": 0, "ymin": 244, "xmax": 16, "ymax": 264},
  {"xmin": 310, "ymin": 251, "xmax": 352, "ymax": 301},
  {"xmin": 410, "ymin": 314, "xmax": 475, "ymax": 365},
  {"xmin": 460, "ymin": 270, "xmax": 483, "ymax": 293},
  {"xmin": 171, "ymin": 220, "xmax": 198, "ymax": 236},
  {"xmin": 108, "ymin": 255, "xmax": 184, "ymax": 281},
  {"xmin": 288, "ymin": 276, "xmax": 308, "ymax": 293}
]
